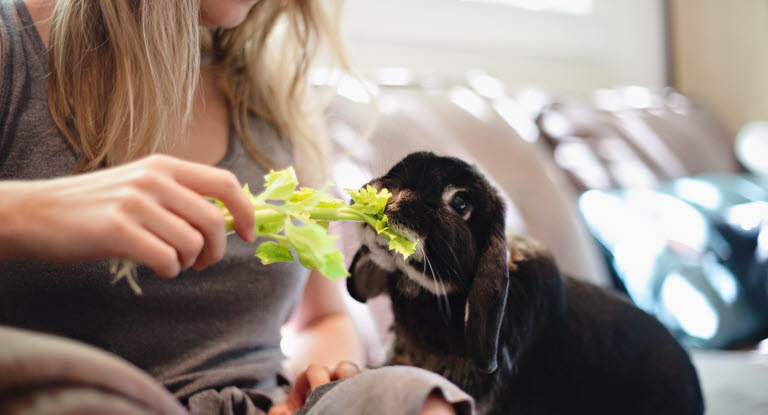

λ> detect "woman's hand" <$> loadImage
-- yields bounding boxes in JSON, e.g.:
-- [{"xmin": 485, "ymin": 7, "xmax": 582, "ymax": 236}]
[
  {"xmin": 268, "ymin": 361, "xmax": 360, "ymax": 415},
  {"xmin": 0, "ymin": 154, "xmax": 256, "ymax": 277}
]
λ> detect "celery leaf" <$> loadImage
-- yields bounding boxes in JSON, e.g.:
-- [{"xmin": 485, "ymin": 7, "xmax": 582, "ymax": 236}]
[{"xmin": 256, "ymin": 241, "xmax": 294, "ymax": 264}]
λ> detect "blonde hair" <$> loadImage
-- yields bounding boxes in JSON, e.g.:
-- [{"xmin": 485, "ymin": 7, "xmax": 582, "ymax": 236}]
[{"xmin": 47, "ymin": 0, "xmax": 347, "ymax": 179}]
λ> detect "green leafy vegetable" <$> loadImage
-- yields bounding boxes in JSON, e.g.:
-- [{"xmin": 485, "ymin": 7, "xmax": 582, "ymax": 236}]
[
  {"xmin": 111, "ymin": 167, "xmax": 417, "ymax": 294},
  {"xmin": 219, "ymin": 168, "xmax": 417, "ymax": 278},
  {"xmin": 375, "ymin": 214, "xmax": 419, "ymax": 259},
  {"xmin": 255, "ymin": 241, "xmax": 293, "ymax": 264}
]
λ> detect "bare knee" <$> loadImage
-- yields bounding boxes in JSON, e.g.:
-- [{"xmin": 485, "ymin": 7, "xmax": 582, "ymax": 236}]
[{"xmin": 419, "ymin": 391, "xmax": 457, "ymax": 415}]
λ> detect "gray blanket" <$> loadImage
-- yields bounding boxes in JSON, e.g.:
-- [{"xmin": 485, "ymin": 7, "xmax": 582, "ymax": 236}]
[{"xmin": 0, "ymin": 325, "xmax": 475, "ymax": 415}]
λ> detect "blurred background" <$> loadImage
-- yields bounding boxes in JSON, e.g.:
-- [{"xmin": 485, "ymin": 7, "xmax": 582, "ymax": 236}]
[
  {"xmin": 339, "ymin": 0, "xmax": 768, "ymax": 135},
  {"xmin": 312, "ymin": 1, "xmax": 768, "ymax": 413}
]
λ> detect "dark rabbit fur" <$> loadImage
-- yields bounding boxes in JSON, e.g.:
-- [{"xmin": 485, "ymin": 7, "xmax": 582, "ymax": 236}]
[{"xmin": 347, "ymin": 152, "xmax": 704, "ymax": 415}]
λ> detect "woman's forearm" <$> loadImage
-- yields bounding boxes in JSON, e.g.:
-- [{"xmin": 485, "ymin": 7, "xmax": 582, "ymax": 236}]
[
  {"xmin": 284, "ymin": 311, "xmax": 366, "ymax": 379},
  {"xmin": 0, "ymin": 181, "xmax": 35, "ymax": 261}
]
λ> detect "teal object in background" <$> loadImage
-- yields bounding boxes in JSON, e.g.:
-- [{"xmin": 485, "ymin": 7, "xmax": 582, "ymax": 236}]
[{"xmin": 579, "ymin": 174, "xmax": 768, "ymax": 349}]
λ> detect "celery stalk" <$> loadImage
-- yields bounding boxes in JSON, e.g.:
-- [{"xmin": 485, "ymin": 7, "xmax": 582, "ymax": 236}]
[{"xmin": 111, "ymin": 166, "xmax": 417, "ymax": 294}]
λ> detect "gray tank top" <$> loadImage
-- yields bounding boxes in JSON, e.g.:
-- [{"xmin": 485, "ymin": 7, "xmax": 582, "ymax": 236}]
[{"xmin": 0, "ymin": 0, "xmax": 309, "ymax": 398}]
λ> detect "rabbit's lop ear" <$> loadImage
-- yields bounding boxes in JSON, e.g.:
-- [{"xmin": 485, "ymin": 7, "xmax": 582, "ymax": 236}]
[
  {"xmin": 464, "ymin": 231, "xmax": 509, "ymax": 373},
  {"xmin": 347, "ymin": 245, "xmax": 391, "ymax": 303}
]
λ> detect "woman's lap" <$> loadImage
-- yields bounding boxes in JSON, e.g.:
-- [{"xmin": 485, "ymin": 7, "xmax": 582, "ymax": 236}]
[
  {"xmin": 299, "ymin": 366, "xmax": 474, "ymax": 415},
  {"xmin": 186, "ymin": 366, "xmax": 475, "ymax": 415}
]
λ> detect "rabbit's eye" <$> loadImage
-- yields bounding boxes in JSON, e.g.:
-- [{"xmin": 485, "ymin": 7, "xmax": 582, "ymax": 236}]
[{"xmin": 449, "ymin": 194, "xmax": 468, "ymax": 213}]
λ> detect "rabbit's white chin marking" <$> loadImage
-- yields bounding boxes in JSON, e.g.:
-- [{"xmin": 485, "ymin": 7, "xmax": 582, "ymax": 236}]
[{"xmin": 357, "ymin": 224, "xmax": 457, "ymax": 296}]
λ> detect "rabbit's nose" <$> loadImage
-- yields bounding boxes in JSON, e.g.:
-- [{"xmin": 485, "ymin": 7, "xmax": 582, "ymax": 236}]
[
  {"xmin": 384, "ymin": 190, "xmax": 414, "ymax": 213},
  {"xmin": 387, "ymin": 191, "xmax": 404, "ymax": 210}
]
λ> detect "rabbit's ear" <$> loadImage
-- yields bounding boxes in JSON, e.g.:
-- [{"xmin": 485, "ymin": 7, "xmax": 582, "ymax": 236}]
[
  {"xmin": 464, "ymin": 231, "xmax": 509, "ymax": 373},
  {"xmin": 347, "ymin": 245, "xmax": 391, "ymax": 303}
]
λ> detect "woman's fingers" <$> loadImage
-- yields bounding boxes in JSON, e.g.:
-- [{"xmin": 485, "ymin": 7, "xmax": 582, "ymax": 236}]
[
  {"xmin": 274, "ymin": 364, "xmax": 332, "ymax": 414},
  {"xmin": 146, "ymin": 176, "xmax": 229, "ymax": 270},
  {"xmin": 292, "ymin": 364, "xmax": 331, "ymax": 405},
  {"xmin": 108, "ymin": 217, "xmax": 181, "ymax": 278},
  {"xmin": 332, "ymin": 361, "xmax": 360, "ymax": 381},
  {"xmin": 280, "ymin": 370, "xmax": 312, "ymax": 413},
  {"xmin": 150, "ymin": 155, "xmax": 256, "ymax": 243},
  {"xmin": 126, "ymin": 191, "xmax": 204, "ymax": 272},
  {"xmin": 305, "ymin": 364, "xmax": 333, "ymax": 391},
  {"xmin": 126, "ymin": 154, "xmax": 257, "ymax": 272},
  {"xmin": 267, "ymin": 362, "xmax": 361, "ymax": 415}
]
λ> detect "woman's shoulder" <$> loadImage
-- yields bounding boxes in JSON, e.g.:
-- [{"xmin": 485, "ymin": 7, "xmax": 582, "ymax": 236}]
[
  {"xmin": 0, "ymin": 2, "xmax": 7, "ymax": 80},
  {"xmin": 0, "ymin": 0, "xmax": 48, "ymax": 80},
  {"xmin": 0, "ymin": 1, "xmax": 71, "ymax": 180}
]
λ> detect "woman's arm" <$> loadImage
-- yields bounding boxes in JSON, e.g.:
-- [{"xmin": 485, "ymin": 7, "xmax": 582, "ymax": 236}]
[
  {"xmin": 283, "ymin": 268, "xmax": 365, "ymax": 377},
  {"xmin": 0, "ymin": 154, "xmax": 256, "ymax": 276},
  {"xmin": 268, "ymin": 267, "xmax": 366, "ymax": 415}
]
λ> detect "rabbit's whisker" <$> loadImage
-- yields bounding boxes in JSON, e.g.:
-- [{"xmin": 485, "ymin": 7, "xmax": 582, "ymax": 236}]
[
  {"xmin": 437, "ymin": 277, "xmax": 451, "ymax": 324},
  {"xmin": 432, "ymin": 232, "xmax": 462, "ymax": 281},
  {"xmin": 422, "ymin": 246, "xmax": 451, "ymax": 325}
]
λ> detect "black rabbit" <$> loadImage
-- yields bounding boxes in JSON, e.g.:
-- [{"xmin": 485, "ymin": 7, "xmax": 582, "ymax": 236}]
[{"xmin": 347, "ymin": 152, "xmax": 704, "ymax": 415}]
